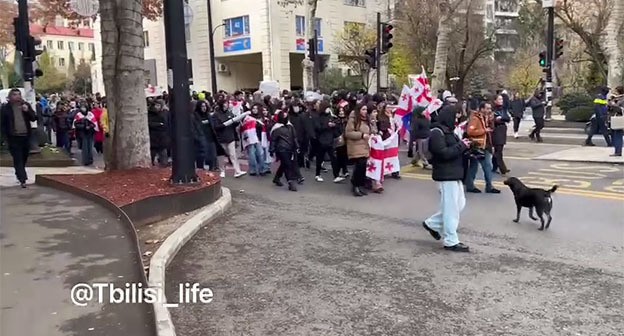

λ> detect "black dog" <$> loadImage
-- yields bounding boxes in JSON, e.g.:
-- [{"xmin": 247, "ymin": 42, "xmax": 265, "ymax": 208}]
[{"xmin": 503, "ymin": 177, "xmax": 557, "ymax": 231}]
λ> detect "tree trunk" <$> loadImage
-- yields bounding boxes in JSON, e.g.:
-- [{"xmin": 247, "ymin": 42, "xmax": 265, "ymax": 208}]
[
  {"xmin": 302, "ymin": 0, "xmax": 318, "ymax": 92},
  {"xmin": 431, "ymin": 11, "xmax": 453, "ymax": 92},
  {"xmin": 605, "ymin": 0, "xmax": 624, "ymax": 90},
  {"xmin": 100, "ymin": 0, "xmax": 151, "ymax": 170}
]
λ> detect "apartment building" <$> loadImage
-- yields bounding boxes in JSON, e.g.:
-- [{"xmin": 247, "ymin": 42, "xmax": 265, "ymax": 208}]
[
  {"xmin": 486, "ymin": 0, "xmax": 520, "ymax": 57},
  {"xmin": 92, "ymin": 0, "xmax": 390, "ymax": 94}
]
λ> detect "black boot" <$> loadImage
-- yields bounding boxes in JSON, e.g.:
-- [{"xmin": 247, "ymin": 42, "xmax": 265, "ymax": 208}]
[
  {"xmin": 288, "ymin": 180, "xmax": 298, "ymax": 192},
  {"xmin": 352, "ymin": 186, "xmax": 364, "ymax": 197},
  {"xmin": 273, "ymin": 177, "xmax": 283, "ymax": 187}
]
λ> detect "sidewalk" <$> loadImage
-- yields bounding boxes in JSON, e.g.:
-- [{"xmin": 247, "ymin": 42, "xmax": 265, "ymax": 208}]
[
  {"xmin": 0, "ymin": 185, "xmax": 155, "ymax": 336},
  {"xmin": 0, "ymin": 166, "xmax": 103, "ymax": 187},
  {"xmin": 535, "ymin": 146, "xmax": 624, "ymax": 164}
]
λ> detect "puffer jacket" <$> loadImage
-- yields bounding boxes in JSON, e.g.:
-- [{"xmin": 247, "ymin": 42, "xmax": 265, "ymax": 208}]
[
  {"xmin": 492, "ymin": 105, "xmax": 510, "ymax": 146},
  {"xmin": 429, "ymin": 106, "xmax": 468, "ymax": 182},
  {"xmin": 344, "ymin": 113, "xmax": 372, "ymax": 159}
]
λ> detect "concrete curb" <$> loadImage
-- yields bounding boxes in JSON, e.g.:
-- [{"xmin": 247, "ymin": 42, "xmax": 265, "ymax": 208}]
[{"xmin": 148, "ymin": 187, "xmax": 232, "ymax": 336}]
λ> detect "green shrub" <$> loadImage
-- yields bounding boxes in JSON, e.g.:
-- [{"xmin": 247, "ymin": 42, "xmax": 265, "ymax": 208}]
[
  {"xmin": 565, "ymin": 106, "xmax": 594, "ymax": 122},
  {"xmin": 556, "ymin": 92, "xmax": 594, "ymax": 114}
]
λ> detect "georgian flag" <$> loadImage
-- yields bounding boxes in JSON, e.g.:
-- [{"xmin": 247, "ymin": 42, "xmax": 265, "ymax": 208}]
[
  {"xmin": 241, "ymin": 116, "xmax": 259, "ymax": 148},
  {"xmin": 425, "ymin": 98, "xmax": 443, "ymax": 119},
  {"xmin": 412, "ymin": 67, "xmax": 434, "ymax": 107},
  {"xmin": 366, "ymin": 132, "xmax": 400, "ymax": 182},
  {"xmin": 395, "ymin": 85, "xmax": 413, "ymax": 117},
  {"xmin": 231, "ymin": 100, "xmax": 244, "ymax": 117}
]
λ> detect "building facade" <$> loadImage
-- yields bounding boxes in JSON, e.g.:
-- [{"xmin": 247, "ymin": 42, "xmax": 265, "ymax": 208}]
[
  {"xmin": 92, "ymin": 0, "xmax": 390, "ymax": 94},
  {"xmin": 486, "ymin": 0, "xmax": 520, "ymax": 57}
]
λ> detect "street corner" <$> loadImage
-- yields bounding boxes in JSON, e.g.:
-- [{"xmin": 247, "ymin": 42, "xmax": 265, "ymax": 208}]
[{"xmin": 535, "ymin": 146, "xmax": 624, "ymax": 165}]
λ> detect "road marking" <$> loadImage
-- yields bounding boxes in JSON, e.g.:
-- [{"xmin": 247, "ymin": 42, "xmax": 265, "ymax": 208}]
[
  {"xmin": 528, "ymin": 169, "xmax": 606, "ymax": 178},
  {"xmin": 400, "ymin": 172, "xmax": 624, "ymax": 201},
  {"xmin": 549, "ymin": 163, "xmax": 621, "ymax": 173}
]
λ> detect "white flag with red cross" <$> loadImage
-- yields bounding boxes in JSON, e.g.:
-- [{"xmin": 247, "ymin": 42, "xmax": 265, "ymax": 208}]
[
  {"xmin": 395, "ymin": 85, "xmax": 413, "ymax": 117},
  {"xmin": 240, "ymin": 116, "xmax": 259, "ymax": 148},
  {"xmin": 366, "ymin": 135, "xmax": 385, "ymax": 182},
  {"xmin": 382, "ymin": 132, "xmax": 400, "ymax": 176},
  {"xmin": 412, "ymin": 67, "xmax": 434, "ymax": 107}
]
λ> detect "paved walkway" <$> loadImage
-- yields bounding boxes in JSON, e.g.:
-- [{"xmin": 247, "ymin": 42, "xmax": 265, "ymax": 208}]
[{"xmin": 0, "ymin": 185, "xmax": 155, "ymax": 336}]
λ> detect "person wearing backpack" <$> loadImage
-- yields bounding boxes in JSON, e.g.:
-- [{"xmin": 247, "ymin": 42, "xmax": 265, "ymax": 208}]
[
  {"xmin": 464, "ymin": 102, "xmax": 500, "ymax": 194},
  {"xmin": 422, "ymin": 105, "xmax": 472, "ymax": 252},
  {"xmin": 72, "ymin": 102, "xmax": 98, "ymax": 166}
]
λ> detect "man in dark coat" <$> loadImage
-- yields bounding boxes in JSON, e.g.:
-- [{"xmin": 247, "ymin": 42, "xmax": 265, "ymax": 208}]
[
  {"xmin": 147, "ymin": 101, "xmax": 170, "ymax": 167},
  {"xmin": 528, "ymin": 91, "xmax": 546, "ymax": 142},
  {"xmin": 0, "ymin": 89, "xmax": 37, "ymax": 187}
]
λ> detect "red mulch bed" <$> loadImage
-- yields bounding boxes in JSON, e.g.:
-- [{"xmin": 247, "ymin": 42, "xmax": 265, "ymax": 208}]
[{"xmin": 44, "ymin": 168, "xmax": 220, "ymax": 207}]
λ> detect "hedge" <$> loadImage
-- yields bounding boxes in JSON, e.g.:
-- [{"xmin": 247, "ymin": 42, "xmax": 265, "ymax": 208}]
[{"xmin": 565, "ymin": 106, "xmax": 594, "ymax": 122}]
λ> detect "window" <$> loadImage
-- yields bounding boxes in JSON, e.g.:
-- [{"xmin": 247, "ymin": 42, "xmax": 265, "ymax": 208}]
[
  {"xmin": 59, "ymin": 58, "xmax": 65, "ymax": 66},
  {"xmin": 89, "ymin": 43, "xmax": 95, "ymax": 52},
  {"xmin": 295, "ymin": 16, "xmax": 305, "ymax": 36},
  {"xmin": 495, "ymin": 0, "xmax": 518, "ymax": 13},
  {"xmin": 143, "ymin": 31, "xmax": 150, "ymax": 47},
  {"xmin": 344, "ymin": 0, "xmax": 365, "ymax": 7},
  {"xmin": 185, "ymin": 25, "xmax": 191, "ymax": 42},
  {"xmin": 78, "ymin": 42, "xmax": 84, "ymax": 51},
  {"xmin": 57, "ymin": 41, "xmax": 64, "ymax": 50},
  {"xmin": 314, "ymin": 18, "xmax": 322, "ymax": 37},
  {"xmin": 68, "ymin": 41, "xmax": 74, "ymax": 50},
  {"xmin": 296, "ymin": 16, "xmax": 321, "ymax": 37},
  {"xmin": 46, "ymin": 40, "xmax": 53, "ymax": 50},
  {"xmin": 223, "ymin": 15, "xmax": 250, "ymax": 38}
]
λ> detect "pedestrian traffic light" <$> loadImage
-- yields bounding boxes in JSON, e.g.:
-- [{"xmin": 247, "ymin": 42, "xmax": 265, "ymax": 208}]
[
  {"xmin": 538, "ymin": 51, "xmax": 546, "ymax": 67},
  {"xmin": 307, "ymin": 38, "xmax": 316, "ymax": 61},
  {"xmin": 555, "ymin": 38, "xmax": 564, "ymax": 60},
  {"xmin": 365, "ymin": 48, "xmax": 377, "ymax": 69},
  {"xmin": 26, "ymin": 36, "xmax": 43, "ymax": 59},
  {"xmin": 380, "ymin": 23, "xmax": 393, "ymax": 54}
]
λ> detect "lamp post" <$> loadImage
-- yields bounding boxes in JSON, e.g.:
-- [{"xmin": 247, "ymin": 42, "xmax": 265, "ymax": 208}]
[
  {"xmin": 206, "ymin": 0, "xmax": 223, "ymax": 94},
  {"xmin": 164, "ymin": 0, "xmax": 198, "ymax": 184}
]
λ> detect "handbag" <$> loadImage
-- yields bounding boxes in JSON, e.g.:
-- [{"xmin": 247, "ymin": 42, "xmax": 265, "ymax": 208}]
[
  {"xmin": 609, "ymin": 116, "xmax": 624, "ymax": 130},
  {"xmin": 333, "ymin": 135, "xmax": 345, "ymax": 148}
]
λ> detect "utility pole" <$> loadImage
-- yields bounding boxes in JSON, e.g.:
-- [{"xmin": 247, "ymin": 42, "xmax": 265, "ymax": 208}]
[
  {"xmin": 375, "ymin": 12, "xmax": 381, "ymax": 93},
  {"xmin": 206, "ymin": 0, "xmax": 217, "ymax": 94},
  {"xmin": 163, "ymin": 0, "xmax": 198, "ymax": 184},
  {"xmin": 16, "ymin": 0, "xmax": 40, "ymax": 153},
  {"xmin": 543, "ymin": 0, "xmax": 555, "ymax": 120},
  {"xmin": 313, "ymin": 29, "xmax": 319, "ymax": 91}
]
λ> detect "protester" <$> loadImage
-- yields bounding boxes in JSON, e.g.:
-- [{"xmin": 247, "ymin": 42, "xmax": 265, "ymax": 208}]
[
  {"xmin": 0, "ymin": 89, "xmax": 37, "ymax": 187},
  {"xmin": 147, "ymin": 101, "xmax": 170, "ymax": 167},
  {"xmin": 313, "ymin": 101, "xmax": 341, "ymax": 182},
  {"xmin": 345, "ymin": 104, "xmax": 373, "ymax": 197},
  {"xmin": 528, "ymin": 90, "xmax": 546, "ymax": 143},
  {"xmin": 609, "ymin": 86, "xmax": 624, "ymax": 157},
  {"xmin": 585, "ymin": 86, "xmax": 613, "ymax": 147},
  {"xmin": 465, "ymin": 102, "xmax": 500, "ymax": 194},
  {"xmin": 333, "ymin": 104, "xmax": 349, "ymax": 178},
  {"xmin": 196, "ymin": 100, "xmax": 221, "ymax": 171},
  {"xmin": 270, "ymin": 110, "xmax": 299, "ymax": 191},
  {"xmin": 491, "ymin": 94, "xmax": 511, "ymax": 175},
  {"xmin": 52, "ymin": 101, "xmax": 72, "ymax": 154},
  {"xmin": 241, "ymin": 104, "xmax": 268, "ymax": 176},
  {"xmin": 410, "ymin": 105, "xmax": 432, "ymax": 169},
  {"xmin": 510, "ymin": 92, "xmax": 525, "ymax": 138},
  {"xmin": 73, "ymin": 101, "xmax": 98, "ymax": 166},
  {"xmin": 423, "ymin": 105, "xmax": 471, "ymax": 252},
  {"xmin": 91, "ymin": 101, "xmax": 105, "ymax": 154},
  {"xmin": 213, "ymin": 96, "xmax": 247, "ymax": 178}
]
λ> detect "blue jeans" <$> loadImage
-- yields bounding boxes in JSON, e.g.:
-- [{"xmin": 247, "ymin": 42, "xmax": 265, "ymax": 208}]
[
  {"xmin": 465, "ymin": 151, "xmax": 494, "ymax": 191},
  {"xmin": 425, "ymin": 181, "xmax": 466, "ymax": 247},
  {"xmin": 80, "ymin": 132, "xmax": 94, "ymax": 165},
  {"xmin": 246, "ymin": 143, "xmax": 266, "ymax": 174},
  {"xmin": 612, "ymin": 130, "xmax": 623, "ymax": 155}
]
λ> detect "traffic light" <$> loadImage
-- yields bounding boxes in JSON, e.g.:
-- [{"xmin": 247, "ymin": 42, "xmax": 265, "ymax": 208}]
[
  {"xmin": 380, "ymin": 23, "xmax": 393, "ymax": 54},
  {"xmin": 318, "ymin": 57, "xmax": 327, "ymax": 72},
  {"xmin": 365, "ymin": 48, "xmax": 377, "ymax": 69},
  {"xmin": 13, "ymin": 17, "xmax": 26, "ymax": 52},
  {"xmin": 555, "ymin": 38, "xmax": 564, "ymax": 60},
  {"xmin": 538, "ymin": 50, "xmax": 546, "ymax": 67},
  {"xmin": 307, "ymin": 38, "xmax": 317, "ymax": 61}
]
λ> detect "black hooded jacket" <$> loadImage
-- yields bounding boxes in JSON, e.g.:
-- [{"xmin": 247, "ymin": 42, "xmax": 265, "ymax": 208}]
[{"xmin": 428, "ymin": 106, "xmax": 468, "ymax": 182}]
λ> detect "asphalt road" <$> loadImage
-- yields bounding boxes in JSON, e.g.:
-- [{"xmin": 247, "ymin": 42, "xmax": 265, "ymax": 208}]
[
  {"xmin": 400, "ymin": 143, "xmax": 624, "ymax": 200},
  {"xmin": 166, "ymin": 155, "xmax": 624, "ymax": 336}
]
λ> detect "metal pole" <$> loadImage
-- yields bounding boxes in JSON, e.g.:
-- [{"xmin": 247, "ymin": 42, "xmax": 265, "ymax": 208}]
[
  {"xmin": 163, "ymin": 0, "xmax": 198, "ymax": 184},
  {"xmin": 376, "ymin": 12, "xmax": 381, "ymax": 93},
  {"xmin": 545, "ymin": 6, "xmax": 554, "ymax": 120},
  {"xmin": 313, "ymin": 29, "xmax": 319, "ymax": 91},
  {"xmin": 17, "ymin": 0, "xmax": 39, "ymax": 153},
  {"xmin": 206, "ymin": 0, "xmax": 218, "ymax": 94}
]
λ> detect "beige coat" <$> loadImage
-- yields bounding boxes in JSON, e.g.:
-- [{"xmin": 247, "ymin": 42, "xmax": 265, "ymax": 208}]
[{"xmin": 345, "ymin": 114, "xmax": 372, "ymax": 159}]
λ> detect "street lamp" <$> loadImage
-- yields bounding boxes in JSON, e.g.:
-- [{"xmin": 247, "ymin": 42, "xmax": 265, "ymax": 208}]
[{"xmin": 206, "ymin": 0, "xmax": 224, "ymax": 94}]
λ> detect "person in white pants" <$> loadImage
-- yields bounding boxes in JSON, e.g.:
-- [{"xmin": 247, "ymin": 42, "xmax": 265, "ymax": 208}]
[{"xmin": 212, "ymin": 95, "xmax": 249, "ymax": 178}]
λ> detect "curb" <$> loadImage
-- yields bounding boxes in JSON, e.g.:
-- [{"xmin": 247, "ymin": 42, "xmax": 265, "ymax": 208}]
[{"xmin": 148, "ymin": 187, "xmax": 232, "ymax": 336}]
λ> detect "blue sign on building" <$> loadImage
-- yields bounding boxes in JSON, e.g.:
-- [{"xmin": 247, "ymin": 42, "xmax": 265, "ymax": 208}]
[
  {"xmin": 295, "ymin": 38, "xmax": 324, "ymax": 53},
  {"xmin": 224, "ymin": 37, "xmax": 251, "ymax": 53}
]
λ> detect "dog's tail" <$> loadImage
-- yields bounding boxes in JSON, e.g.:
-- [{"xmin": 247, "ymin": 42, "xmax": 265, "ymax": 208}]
[{"xmin": 547, "ymin": 185, "xmax": 558, "ymax": 194}]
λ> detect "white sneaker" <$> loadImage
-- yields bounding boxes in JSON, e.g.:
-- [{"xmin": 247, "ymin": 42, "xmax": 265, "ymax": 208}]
[
  {"xmin": 514, "ymin": 132, "xmax": 519, "ymax": 139},
  {"xmin": 315, "ymin": 176, "xmax": 324, "ymax": 182},
  {"xmin": 234, "ymin": 171, "xmax": 247, "ymax": 178},
  {"xmin": 343, "ymin": 172, "xmax": 350, "ymax": 178},
  {"xmin": 333, "ymin": 176, "xmax": 346, "ymax": 183},
  {"xmin": 220, "ymin": 171, "xmax": 226, "ymax": 178}
]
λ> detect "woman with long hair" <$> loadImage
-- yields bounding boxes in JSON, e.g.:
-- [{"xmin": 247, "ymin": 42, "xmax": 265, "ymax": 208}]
[{"xmin": 345, "ymin": 104, "xmax": 373, "ymax": 197}]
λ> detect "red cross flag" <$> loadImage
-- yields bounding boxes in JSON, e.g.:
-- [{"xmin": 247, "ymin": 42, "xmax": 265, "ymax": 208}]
[{"xmin": 395, "ymin": 85, "xmax": 413, "ymax": 117}]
